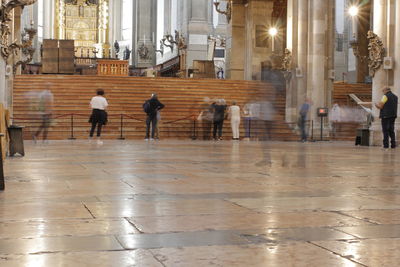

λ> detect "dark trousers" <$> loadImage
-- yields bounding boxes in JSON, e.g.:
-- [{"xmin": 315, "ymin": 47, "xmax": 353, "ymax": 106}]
[
  {"xmin": 244, "ymin": 117, "xmax": 252, "ymax": 138},
  {"xmin": 213, "ymin": 120, "xmax": 224, "ymax": 139},
  {"xmin": 90, "ymin": 121, "xmax": 103, "ymax": 137},
  {"xmin": 381, "ymin": 117, "xmax": 396, "ymax": 148},
  {"xmin": 34, "ymin": 114, "xmax": 51, "ymax": 140},
  {"xmin": 146, "ymin": 114, "xmax": 157, "ymax": 138},
  {"xmin": 202, "ymin": 121, "xmax": 212, "ymax": 140},
  {"xmin": 299, "ymin": 115, "xmax": 307, "ymax": 141}
]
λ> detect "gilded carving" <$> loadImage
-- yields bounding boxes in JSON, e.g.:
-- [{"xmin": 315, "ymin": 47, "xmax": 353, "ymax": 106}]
[
  {"xmin": 138, "ymin": 43, "xmax": 150, "ymax": 60},
  {"xmin": 57, "ymin": 0, "xmax": 108, "ymax": 57},
  {"xmin": 13, "ymin": 27, "xmax": 37, "ymax": 73},
  {"xmin": 282, "ymin": 48, "xmax": 292, "ymax": 71},
  {"xmin": 367, "ymin": 30, "xmax": 385, "ymax": 77},
  {"xmin": 0, "ymin": 0, "xmax": 37, "ymax": 60}
]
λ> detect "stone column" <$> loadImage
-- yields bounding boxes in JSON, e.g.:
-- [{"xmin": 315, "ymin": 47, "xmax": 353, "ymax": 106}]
[
  {"xmin": 134, "ymin": 0, "xmax": 157, "ymax": 67},
  {"xmin": 185, "ymin": 0, "xmax": 211, "ymax": 69},
  {"xmin": 285, "ymin": 0, "xmax": 298, "ymax": 122},
  {"xmin": 370, "ymin": 0, "xmax": 388, "ymax": 145},
  {"xmin": 296, "ymin": 0, "xmax": 309, "ymax": 111},
  {"xmin": 109, "ymin": 0, "xmax": 122, "ymax": 58},
  {"xmin": 226, "ymin": 3, "xmax": 245, "ymax": 80},
  {"xmin": 164, "ymin": 0, "xmax": 171, "ymax": 35},
  {"xmin": 308, "ymin": 0, "xmax": 328, "ymax": 126},
  {"xmin": 43, "ymin": 0, "xmax": 55, "ymax": 39},
  {"xmin": 391, "ymin": 0, "xmax": 400, "ymax": 138}
]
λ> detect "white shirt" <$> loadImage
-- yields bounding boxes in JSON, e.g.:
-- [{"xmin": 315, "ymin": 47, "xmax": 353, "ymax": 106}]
[
  {"xmin": 90, "ymin": 96, "xmax": 108, "ymax": 110},
  {"xmin": 229, "ymin": 105, "xmax": 241, "ymax": 119}
]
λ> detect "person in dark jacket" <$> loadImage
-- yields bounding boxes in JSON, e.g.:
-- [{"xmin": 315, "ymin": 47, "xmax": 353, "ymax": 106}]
[
  {"xmin": 144, "ymin": 93, "xmax": 165, "ymax": 140},
  {"xmin": 375, "ymin": 87, "xmax": 398, "ymax": 149},
  {"xmin": 212, "ymin": 99, "xmax": 227, "ymax": 140}
]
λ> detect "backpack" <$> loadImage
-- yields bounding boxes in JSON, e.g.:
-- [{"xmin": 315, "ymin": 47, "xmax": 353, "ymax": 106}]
[{"xmin": 143, "ymin": 100, "xmax": 151, "ymax": 114}]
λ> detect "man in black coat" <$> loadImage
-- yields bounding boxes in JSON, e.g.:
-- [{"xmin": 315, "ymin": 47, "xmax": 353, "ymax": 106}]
[
  {"xmin": 375, "ymin": 87, "xmax": 398, "ymax": 149},
  {"xmin": 144, "ymin": 94, "xmax": 164, "ymax": 140}
]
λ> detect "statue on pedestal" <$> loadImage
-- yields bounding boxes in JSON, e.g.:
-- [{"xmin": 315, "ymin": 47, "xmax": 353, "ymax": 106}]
[
  {"xmin": 123, "ymin": 47, "xmax": 131, "ymax": 60},
  {"xmin": 114, "ymin": 40, "xmax": 120, "ymax": 59}
]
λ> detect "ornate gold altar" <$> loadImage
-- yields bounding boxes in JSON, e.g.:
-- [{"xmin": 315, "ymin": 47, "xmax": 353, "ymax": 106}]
[{"xmin": 55, "ymin": 0, "xmax": 110, "ymax": 58}]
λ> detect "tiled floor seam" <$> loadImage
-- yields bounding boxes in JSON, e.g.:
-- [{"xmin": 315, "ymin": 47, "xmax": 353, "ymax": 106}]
[
  {"xmin": 82, "ymin": 203, "xmax": 96, "ymax": 219},
  {"xmin": 329, "ymin": 210, "xmax": 380, "ymax": 225},
  {"xmin": 124, "ymin": 217, "xmax": 145, "ymax": 234},
  {"xmin": 307, "ymin": 241, "xmax": 368, "ymax": 267}
]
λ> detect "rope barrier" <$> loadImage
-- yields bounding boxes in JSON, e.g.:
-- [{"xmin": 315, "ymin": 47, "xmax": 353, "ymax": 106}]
[
  {"xmin": 13, "ymin": 112, "xmax": 200, "ymax": 140},
  {"xmin": 164, "ymin": 114, "xmax": 196, "ymax": 124}
]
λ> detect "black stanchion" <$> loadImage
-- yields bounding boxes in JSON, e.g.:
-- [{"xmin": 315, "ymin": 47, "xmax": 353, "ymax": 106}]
[
  {"xmin": 68, "ymin": 114, "xmax": 76, "ymax": 140},
  {"xmin": 191, "ymin": 118, "xmax": 197, "ymax": 140},
  {"xmin": 249, "ymin": 119, "xmax": 252, "ymax": 138},
  {"xmin": 310, "ymin": 120, "xmax": 314, "ymax": 141},
  {"xmin": 118, "ymin": 114, "xmax": 125, "ymax": 140},
  {"xmin": 0, "ymin": 133, "xmax": 4, "ymax": 190},
  {"xmin": 320, "ymin": 116, "xmax": 324, "ymax": 141}
]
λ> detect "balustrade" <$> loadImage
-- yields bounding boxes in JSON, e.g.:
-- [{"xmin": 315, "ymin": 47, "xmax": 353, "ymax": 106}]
[{"xmin": 97, "ymin": 60, "xmax": 129, "ymax": 76}]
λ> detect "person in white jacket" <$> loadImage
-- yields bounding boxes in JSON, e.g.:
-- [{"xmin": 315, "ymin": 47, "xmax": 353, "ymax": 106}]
[{"xmin": 228, "ymin": 101, "xmax": 241, "ymax": 140}]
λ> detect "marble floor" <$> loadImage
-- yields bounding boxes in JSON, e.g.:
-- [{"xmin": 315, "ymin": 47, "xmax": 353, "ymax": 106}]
[{"xmin": 1, "ymin": 140, "xmax": 400, "ymax": 266}]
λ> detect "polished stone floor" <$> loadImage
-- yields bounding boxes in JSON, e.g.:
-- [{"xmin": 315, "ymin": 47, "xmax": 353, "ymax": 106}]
[{"xmin": 1, "ymin": 140, "xmax": 400, "ymax": 266}]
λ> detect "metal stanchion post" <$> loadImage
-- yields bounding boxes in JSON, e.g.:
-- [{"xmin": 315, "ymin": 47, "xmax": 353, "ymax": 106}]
[
  {"xmin": 0, "ymin": 133, "xmax": 4, "ymax": 190},
  {"xmin": 191, "ymin": 118, "xmax": 197, "ymax": 140},
  {"xmin": 320, "ymin": 117, "xmax": 324, "ymax": 141},
  {"xmin": 249, "ymin": 119, "xmax": 251, "ymax": 139},
  {"xmin": 118, "ymin": 114, "xmax": 125, "ymax": 140},
  {"xmin": 68, "ymin": 114, "xmax": 76, "ymax": 140},
  {"xmin": 311, "ymin": 120, "xmax": 314, "ymax": 141}
]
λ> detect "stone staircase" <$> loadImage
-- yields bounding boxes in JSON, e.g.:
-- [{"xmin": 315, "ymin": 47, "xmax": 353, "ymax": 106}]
[{"xmin": 13, "ymin": 75, "xmax": 299, "ymax": 141}]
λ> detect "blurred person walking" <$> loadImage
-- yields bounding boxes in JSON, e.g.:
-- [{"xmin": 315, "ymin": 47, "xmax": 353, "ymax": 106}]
[
  {"xmin": 89, "ymin": 89, "xmax": 108, "ymax": 145},
  {"xmin": 298, "ymin": 99, "xmax": 311, "ymax": 142},
  {"xmin": 243, "ymin": 103, "xmax": 253, "ymax": 140},
  {"xmin": 212, "ymin": 99, "xmax": 227, "ymax": 140},
  {"xmin": 197, "ymin": 97, "xmax": 214, "ymax": 140},
  {"xmin": 375, "ymin": 87, "xmax": 398, "ymax": 149},
  {"xmin": 143, "ymin": 93, "xmax": 164, "ymax": 140},
  {"xmin": 228, "ymin": 101, "xmax": 241, "ymax": 140},
  {"xmin": 154, "ymin": 110, "xmax": 162, "ymax": 140},
  {"xmin": 33, "ymin": 90, "xmax": 53, "ymax": 143}
]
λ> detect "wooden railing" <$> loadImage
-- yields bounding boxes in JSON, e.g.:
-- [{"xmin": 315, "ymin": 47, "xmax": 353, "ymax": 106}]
[{"xmin": 97, "ymin": 59, "xmax": 129, "ymax": 76}]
